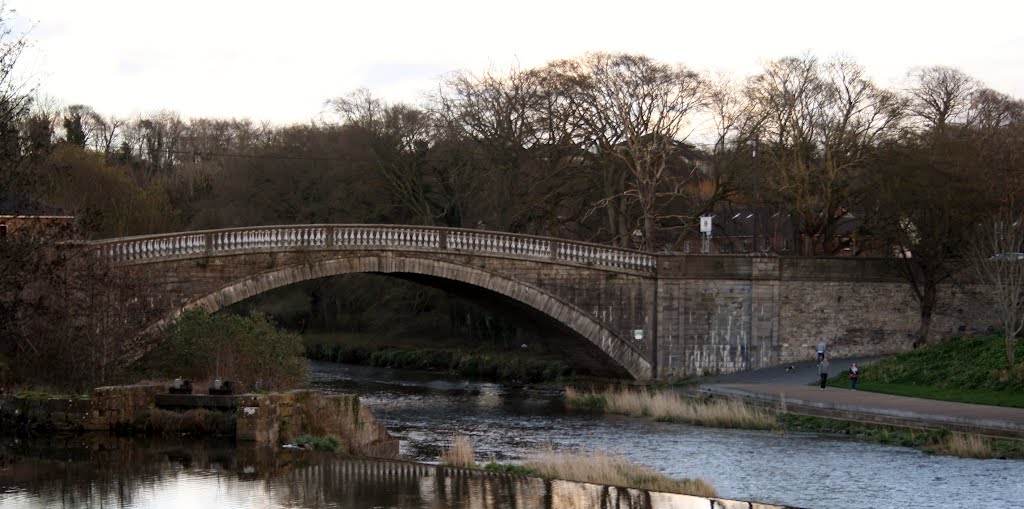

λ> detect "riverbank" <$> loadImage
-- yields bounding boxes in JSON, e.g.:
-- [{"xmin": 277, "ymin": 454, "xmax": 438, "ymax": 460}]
[
  {"xmin": 305, "ymin": 332, "xmax": 572, "ymax": 383},
  {"xmin": 0, "ymin": 384, "xmax": 399, "ymax": 457},
  {"xmin": 565, "ymin": 385, "xmax": 1024, "ymax": 459},
  {"xmin": 826, "ymin": 336, "xmax": 1024, "ymax": 408}
]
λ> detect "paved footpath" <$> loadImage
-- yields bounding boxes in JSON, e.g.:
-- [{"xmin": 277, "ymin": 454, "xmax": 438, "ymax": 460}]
[{"xmin": 690, "ymin": 357, "xmax": 1024, "ymax": 439}]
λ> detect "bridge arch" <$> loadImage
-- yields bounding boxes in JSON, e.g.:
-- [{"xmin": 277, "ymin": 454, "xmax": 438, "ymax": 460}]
[{"xmin": 178, "ymin": 253, "xmax": 652, "ymax": 380}]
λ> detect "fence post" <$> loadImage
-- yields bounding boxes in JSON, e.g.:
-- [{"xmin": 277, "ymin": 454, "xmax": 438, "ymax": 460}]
[{"xmin": 438, "ymin": 229, "xmax": 447, "ymax": 250}]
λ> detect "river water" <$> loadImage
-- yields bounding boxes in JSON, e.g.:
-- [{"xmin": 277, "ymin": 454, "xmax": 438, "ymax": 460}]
[
  {"xmin": 1, "ymin": 361, "xmax": 1021, "ymax": 508},
  {"xmin": 307, "ymin": 362, "xmax": 1024, "ymax": 509}
]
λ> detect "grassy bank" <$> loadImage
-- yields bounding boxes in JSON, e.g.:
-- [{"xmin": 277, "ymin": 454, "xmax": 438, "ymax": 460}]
[
  {"xmin": 779, "ymin": 414, "xmax": 1024, "ymax": 459},
  {"xmin": 565, "ymin": 386, "xmax": 1024, "ymax": 459},
  {"xmin": 440, "ymin": 433, "xmax": 716, "ymax": 497},
  {"xmin": 306, "ymin": 342, "xmax": 571, "ymax": 383},
  {"xmin": 827, "ymin": 336, "xmax": 1024, "ymax": 407},
  {"xmin": 564, "ymin": 386, "xmax": 776, "ymax": 429}
]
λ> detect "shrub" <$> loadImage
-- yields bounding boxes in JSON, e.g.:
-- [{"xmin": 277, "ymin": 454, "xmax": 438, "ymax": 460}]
[
  {"xmin": 294, "ymin": 433, "xmax": 344, "ymax": 453},
  {"xmin": 136, "ymin": 309, "xmax": 308, "ymax": 390}
]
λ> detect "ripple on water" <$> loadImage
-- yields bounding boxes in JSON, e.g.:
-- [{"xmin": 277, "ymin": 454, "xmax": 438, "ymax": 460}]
[{"xmin": 309, "ymin": 361, "xmax": 1024, "ymax": 509}]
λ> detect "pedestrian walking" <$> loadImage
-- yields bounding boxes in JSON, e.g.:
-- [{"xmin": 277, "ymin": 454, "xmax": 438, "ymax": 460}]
[
  {"xmin": 849, "ymin": 362, "xmax": 859, "ymax": 391},
  {"xmin": 816, "ymin": 340, "xmax": 828, "ymax": 364},
  {"xmin": 819, "ymin": 356, "xmax": 830, "ymax": 390}
]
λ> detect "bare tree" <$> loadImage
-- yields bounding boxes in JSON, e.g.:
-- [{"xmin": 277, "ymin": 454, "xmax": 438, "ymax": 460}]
[
  {"xmin": 327, "ymin": 88, "xmax": 444, "ymax": 225},
  {"xmin": 971, "ymin": 209, "xmax": 1024, "ymax": 364},
  {"xmin": 549, "ymin": 52, "xmax": 707, "ymax": 250},
  {"xmin": 434, "ymin": 66, "xmax": 590, "ymax": 235},
  {"xmin": 746, "ymin": 55, "xmax": 903, "ymax": 255},
  {"xmin": 905, "ymin": 65, "xmax": 980, "ymax": 131},
  {"xmin": 0, "ymin": 4, "xmax": 32, "ymax": 195}
]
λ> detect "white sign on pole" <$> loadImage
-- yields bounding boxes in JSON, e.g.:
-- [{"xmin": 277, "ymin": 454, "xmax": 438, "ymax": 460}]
[{"xmin": 699, "ymin": 215, "xmax": 713, "ymax": 234}]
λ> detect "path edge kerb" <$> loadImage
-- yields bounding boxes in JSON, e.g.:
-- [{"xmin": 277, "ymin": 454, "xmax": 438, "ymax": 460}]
[{"xmin": 697, "ymin": 386, "xmax": 1024, "ymax": 440}]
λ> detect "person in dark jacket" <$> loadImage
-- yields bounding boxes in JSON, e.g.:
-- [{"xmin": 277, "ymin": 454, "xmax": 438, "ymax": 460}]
[{"xmin": 818, "ymin": 356, "xmax": 830, "ymax": 390}]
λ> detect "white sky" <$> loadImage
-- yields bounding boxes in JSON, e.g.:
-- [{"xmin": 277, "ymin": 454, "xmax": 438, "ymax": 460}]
[{"xmin": 7, "ymin": 0, "xmax": 1024, "ymax": 126}]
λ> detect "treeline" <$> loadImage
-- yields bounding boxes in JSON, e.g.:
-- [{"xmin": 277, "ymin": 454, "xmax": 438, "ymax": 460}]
[{"xmin": 4, "ymin": 54, "xmax": 1019, "ymax": 255}]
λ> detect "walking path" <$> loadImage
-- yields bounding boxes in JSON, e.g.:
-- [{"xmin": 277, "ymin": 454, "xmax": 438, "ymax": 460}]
[{"xmin": 692, "ymin": 357, "xmax": 1024, "ymax": 439}]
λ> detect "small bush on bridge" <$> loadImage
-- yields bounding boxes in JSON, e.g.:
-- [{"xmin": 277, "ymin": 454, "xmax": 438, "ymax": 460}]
[{"xmin": 137, "ymin": 309, "xmax": 308, "ymax": 390}]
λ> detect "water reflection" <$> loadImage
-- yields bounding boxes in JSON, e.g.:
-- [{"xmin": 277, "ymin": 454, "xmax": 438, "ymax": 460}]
[{"xmin": 0, "ymin": 435, "xmax": 778, "ymax": 509}]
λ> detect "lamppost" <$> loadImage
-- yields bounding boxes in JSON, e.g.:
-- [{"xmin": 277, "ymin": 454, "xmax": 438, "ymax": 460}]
[{"xmin": 753, "ymin": 136, "xmax": 760, "ymax": 253}]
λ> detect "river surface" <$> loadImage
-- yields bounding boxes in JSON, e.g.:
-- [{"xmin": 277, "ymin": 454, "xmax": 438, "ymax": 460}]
[
  {"xmin": 308, "ymin": 361, "xmax": 1024, "ymax": 509},
  {"xmin": 2, "ymin": 361, "xmax": 1022, "ymax": 509}
]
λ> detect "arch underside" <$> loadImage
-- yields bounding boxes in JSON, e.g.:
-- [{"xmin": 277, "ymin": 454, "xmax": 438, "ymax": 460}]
[{"xmin": 184, "ymin": 254, "xmax": 652, "ymax": 380}]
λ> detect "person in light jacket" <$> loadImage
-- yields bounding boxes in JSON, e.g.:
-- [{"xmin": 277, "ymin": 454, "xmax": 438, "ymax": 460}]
[
  {"xmin": 849, "ymin": 362, "xmax": 859, "ymax": 391},
  {"xmin": 819, "ymin": 356, "xmax": 830, "ymax": 390}
]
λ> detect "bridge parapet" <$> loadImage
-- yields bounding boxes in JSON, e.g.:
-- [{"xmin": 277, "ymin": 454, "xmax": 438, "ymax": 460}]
[{"xmin": 92, "ymin": 224, "xmax": 657, "ymax": 273}]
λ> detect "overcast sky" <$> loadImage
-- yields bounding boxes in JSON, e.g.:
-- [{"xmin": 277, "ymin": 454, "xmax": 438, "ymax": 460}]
[{"xmin": 8, "ymin": 0, "xmax": 1024, "ymax": 126}]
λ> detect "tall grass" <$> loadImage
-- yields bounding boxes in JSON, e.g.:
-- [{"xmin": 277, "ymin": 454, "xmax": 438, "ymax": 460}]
[
  {"xmin": 524, "ymin": 447, "xmax": 716, "ymax": 497},
  {"xmin": 927, "ymin": 432, "xmax": 996, "ymax": 458},
  {"xmin": 439, "ymin": 433, "xmax": 476, "ymax": 468},
  {"xmin": 565, "ymin": 387, "xmax": 776, "ymax": 430}
]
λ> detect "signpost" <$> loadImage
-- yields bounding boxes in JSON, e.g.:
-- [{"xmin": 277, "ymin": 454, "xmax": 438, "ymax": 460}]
[{"xmin": 699, "ymin": 215, "xmax": 713, "ymax": 253}]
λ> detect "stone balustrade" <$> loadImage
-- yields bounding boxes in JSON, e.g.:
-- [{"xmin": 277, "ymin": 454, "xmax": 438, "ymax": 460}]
[{"xmin": 92, "ymin": 224, "xmax": 656, "ymax": 273}]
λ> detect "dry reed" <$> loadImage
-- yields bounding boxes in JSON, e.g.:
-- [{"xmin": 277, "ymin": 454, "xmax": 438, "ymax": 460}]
[
  {"xmin": 932, "ymin": 432, "xmax": 995, "ymax": 458},
  {"xmin": 524, "ymin": 447, "xmax": 717, "ymax": 497},
  {"xmin": 439, "ymin": 433, "xmax": 476, "ymax": 468},
  {"xmin": 567, "ymin": 386, "xmax": 776, "ymax": 430}
]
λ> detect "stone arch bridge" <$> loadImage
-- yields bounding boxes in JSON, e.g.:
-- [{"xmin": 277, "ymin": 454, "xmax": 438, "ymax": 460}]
[{"xmin": 90, "ymin": 224, "xmax": 992, "ymax": 381}]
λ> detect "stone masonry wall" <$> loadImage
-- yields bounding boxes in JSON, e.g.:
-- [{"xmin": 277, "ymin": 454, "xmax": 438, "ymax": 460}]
[
  {"xmin": 0, "ymin": 384, "xmax": 165, "ymax": 432},
  {"xmin": 235, "ymin": 390, "xmax": 398, "ymax": 457},
  {"xmin": 138, "ymin": 250, "xmax": 656, "ymax": 379},
  {"xmin": 1, "ymin": 386, "xmax": 399, "ymax": 459},
  {"xmin": 655, "ymin": 256, "xmax": 998, "ymax": 378},
  {"xmin": 124, "ymin": 249, "xmax": 998, "ymax": 381}
]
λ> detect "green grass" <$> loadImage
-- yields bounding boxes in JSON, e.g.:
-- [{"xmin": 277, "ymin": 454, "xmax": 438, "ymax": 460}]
[
  {"xmin": 826, "ymin": 335, "xmax": 1024, "ymax": 407},
  {"xmin": 778, "ymin": 414, "xmax": 1024, "ymax": 459},
  {"xmin": 827, "ymin": 380, "xmax": 1024, "ymax": 408},
  {"xmin": 483, "ymin": 462, "xmax": 540, "ymax": 476},
  {"xmin": 293, "ymin": 434, "xmax": 344, "ymax": 453}
]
